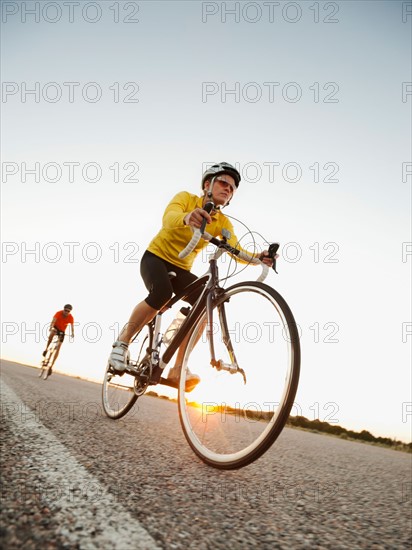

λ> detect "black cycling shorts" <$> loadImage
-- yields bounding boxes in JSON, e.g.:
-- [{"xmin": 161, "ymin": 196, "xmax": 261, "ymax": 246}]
[
  {"xmin": 140, "ymin": 250, "xmax": 203, "ymax": 310},
  {"xmin": 53, "ymin": 329, "xmax": 65, "ymax": 342}
]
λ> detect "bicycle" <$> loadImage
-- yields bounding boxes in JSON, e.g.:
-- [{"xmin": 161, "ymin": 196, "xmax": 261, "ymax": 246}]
[
  {"xmin": 39, "ymin": 330, "xmax": 65, "ymax": 380},
  {"xmin": 102, "ymin": 208, "xmax": 301, "ymax": 469}
]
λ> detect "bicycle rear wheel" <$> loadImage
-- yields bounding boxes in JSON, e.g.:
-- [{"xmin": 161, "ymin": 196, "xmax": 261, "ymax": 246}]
[
  {"xmin": 178, "ymin": 281, "xmax": 300, "ymax": 469},
  {"xmin": 102, "ymin": 325, "xmax": 152, "ymax": 419}
]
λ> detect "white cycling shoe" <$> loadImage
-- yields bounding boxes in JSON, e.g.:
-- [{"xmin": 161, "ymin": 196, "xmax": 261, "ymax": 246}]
[
  {"xmin": 167, "ymin": 365, "xmax": 200, "ymax": 392},
  {"xmin": 109, "ymin": 341, "xmax": 130, "ymax": 373}
]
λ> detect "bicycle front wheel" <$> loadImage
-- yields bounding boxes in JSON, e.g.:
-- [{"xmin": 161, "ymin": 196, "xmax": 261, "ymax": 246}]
[
  {"xmin": 178, "ymin": 281, "xmax": 300, "ymax": 469},
  {"xmin": 43, "ymin": 366, "xmax": 51, "ymax": 380},
  {"xmin": 102, "ymin": 325, "xmax": 152, "ymax": 419}
]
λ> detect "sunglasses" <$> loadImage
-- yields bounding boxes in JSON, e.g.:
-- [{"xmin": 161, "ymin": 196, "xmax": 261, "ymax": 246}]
[
  {"xmin": 215, "ymin": 178, "xmax": 235, "ymax": 192},
  {"xmin": 64, "ymin": 309, "xmax": 72, "ymax": 312}
]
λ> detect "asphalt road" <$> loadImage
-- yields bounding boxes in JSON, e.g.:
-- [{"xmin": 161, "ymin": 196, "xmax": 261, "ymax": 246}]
[{"xmin": 1, "ymin": 359, "xmax": 411, "ymax": 549}]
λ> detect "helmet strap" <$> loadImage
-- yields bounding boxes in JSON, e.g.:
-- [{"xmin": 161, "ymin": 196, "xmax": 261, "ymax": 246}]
[
  {"xmin": 207, "ymin": 175, "xmax": 217, "ymax": 196},
  {"xmin": 203, "ymin": 175, "xmax": 230, "ymax": 209},
  {"xmin": 203, "ymin": 177, "xmax": 215, "ymax": 202}
]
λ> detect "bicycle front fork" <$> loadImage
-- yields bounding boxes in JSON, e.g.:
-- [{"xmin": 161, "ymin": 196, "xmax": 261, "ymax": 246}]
[{"xmin": 207, "ymin": 293, "xmax": 246, "ymax": 384}]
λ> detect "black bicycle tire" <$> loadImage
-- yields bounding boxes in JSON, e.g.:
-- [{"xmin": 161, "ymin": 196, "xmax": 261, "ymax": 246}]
[
  {"xmin": 102, "ymin": 364, "xmax": 138, "ymax": 419},
  {"xmin": 178, "ymin": 281, "xmax": 301, "ymax": 470}
]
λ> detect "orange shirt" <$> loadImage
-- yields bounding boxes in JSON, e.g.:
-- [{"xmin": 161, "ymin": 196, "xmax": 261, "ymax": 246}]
[{"xmin": 53, "ymin": 311, "xmax": 74, "ymax": 332}]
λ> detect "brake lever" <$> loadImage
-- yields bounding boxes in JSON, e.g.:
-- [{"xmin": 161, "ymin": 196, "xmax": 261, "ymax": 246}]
[
  {"xmin": 268, "ymin": 242, "xmax": 280, "ymax": 274},
  {"xmin": 200, "ymin": 201, "xmax": 215, "ymax": 234}
]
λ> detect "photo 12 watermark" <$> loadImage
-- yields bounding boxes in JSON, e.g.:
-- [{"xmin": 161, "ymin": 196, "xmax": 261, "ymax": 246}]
[
  {"xmin": 202, "ymin": 81, "xmax": 340, "ymax": 103},
  {"xmin": 401, "ymin": 323, "xmax": 411, "ymax": 343},
  {"xmin": 1, "ymin": 321, "xmax": 105, "ymax": 345},
  {"xmin": 1, "ymin": 399, "xmax": 139, "ymax": 424},
  {"xmin": 2, "ymin": 161, "xmax": 140, "ymax": 183},
  {"xmin": 201, "ymin": 319, "xmax": 340, "ymax": 345},
  {"xmin": 402, "ymin": 162, "xmax": 412, "ymax": 183},
  {"xmin": 402, "ymin": 402, "xmax": 412, "ymax": 424},
  {"xmin": 1, "ymin": 2, "xmax": 140, "ymax": 24},
  {"xmin": 201, "ymin": 240, "xmax": 341, "ymax": 264},
  {"xmin": 202, "ymin": 161, "xmax": 340, "ymax": 184},
  {"xmin": 1, "ymin": 241, "xmax": 141, "ymax": 264},
  {"xmin": 402, "ymin": 82, "xmax": 412, "ymax": 102},
  {"xmin": 201, "ymin": 480, "xmax": 340, "ymax": 504},
  {"xmin": 201, "ymin": 2, "xmax": 340, "ymax": 24},
  {"xmin": 402, "ymin": 2, "xmax": 412, "ymax": 23},
  {"xmin": 198, "ymin": 400, "xmax": 339, "ymax": 424},
  {"xmin": 5, "ymin": 479, "xmax": 129, "ymax": 509},
  {"xmin": 402, "ymin": 242, "xmax": 412, "ymax": 263},
  {"xmin": 1, "ymin": 82, "xmax": 139, "ymax": 103}
]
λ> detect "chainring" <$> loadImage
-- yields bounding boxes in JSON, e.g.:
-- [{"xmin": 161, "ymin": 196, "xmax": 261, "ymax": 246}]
[{"xmin": 133, "ymin": 360, "xmax": 152, "ymax": 396}]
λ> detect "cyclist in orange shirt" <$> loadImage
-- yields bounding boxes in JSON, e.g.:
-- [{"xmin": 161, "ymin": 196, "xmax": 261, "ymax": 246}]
[{"xmin": 43, "ymin": 304, "xmax": 75, "ymax": 369}]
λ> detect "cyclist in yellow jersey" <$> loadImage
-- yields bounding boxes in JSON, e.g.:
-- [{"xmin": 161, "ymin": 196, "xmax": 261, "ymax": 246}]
[{"xmin": 108, "ymin": 162, "xmax": 274, "ymax": 389}]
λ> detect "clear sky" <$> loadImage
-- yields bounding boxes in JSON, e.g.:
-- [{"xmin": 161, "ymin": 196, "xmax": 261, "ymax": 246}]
[{"xmin": 1, "ymin": 0, "xmax": 411, "ymax": 442}]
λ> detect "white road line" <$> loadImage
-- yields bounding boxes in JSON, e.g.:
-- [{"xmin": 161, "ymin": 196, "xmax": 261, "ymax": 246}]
[{"xmin": 1, "ymin": 381, "xmax": 160, "ymax": 550}]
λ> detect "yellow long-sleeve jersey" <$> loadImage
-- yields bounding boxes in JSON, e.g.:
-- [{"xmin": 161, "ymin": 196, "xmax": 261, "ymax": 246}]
[{"xmin": 147, "ymin": 191, "xmax": 250, "ymax": 271}]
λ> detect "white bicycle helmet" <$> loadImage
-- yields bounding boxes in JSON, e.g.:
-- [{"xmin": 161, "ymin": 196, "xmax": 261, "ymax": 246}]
[{"xmin": 201, "ymin": 162, "xmax": 241, "ymax": 190}]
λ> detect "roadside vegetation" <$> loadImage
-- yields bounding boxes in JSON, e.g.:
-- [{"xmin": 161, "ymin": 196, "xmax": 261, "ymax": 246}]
[
  {"xmin": 286, "ymin": 415, "xmax": 411, "ymax": 453},
  {"xmin": 146, "ymin": 391, "xmax": 411, "ymax": 453}
]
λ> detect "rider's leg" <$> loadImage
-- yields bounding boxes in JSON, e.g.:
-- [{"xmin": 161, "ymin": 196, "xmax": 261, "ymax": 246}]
[
  {"xmin": 110, "ymin": 251, "xmax": 177, "ymax": 372},
  {"xmin": 109, "ymin": 300, "xmax": 158, "ymax": 372},
  {"xmin": 43, "ymin": 329, "xmax": 56, "ymax": 355},
  {"xmin": 167, "ymin": 319, "xmax": 206, "ymax": 390},
  {"xmin": 50, "ymin": 341, "xmax": 63, "ymax": 367},
  {"xmin": 119, "ymin": 301, "xmax": 158, "ymax": 344},
  {"xmin": 165, "ymin": 279, "xmax": 205, "ymax": 390}
]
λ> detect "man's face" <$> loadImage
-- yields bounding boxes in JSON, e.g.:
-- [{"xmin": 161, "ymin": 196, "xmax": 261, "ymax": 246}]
[
  {"xmin": 63, "ymin": 308, "xmax": 72, "ymax": 317},
  {"xmin": 204, "ymin": 174, "xmax": 236, "ymax": 206}
]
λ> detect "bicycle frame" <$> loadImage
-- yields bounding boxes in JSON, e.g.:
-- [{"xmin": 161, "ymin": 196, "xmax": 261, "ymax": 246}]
[
  {"xmin": 125, "ymin": 229, "xmax": 272, "ymax": 387},
  {"xmin": 137, "ymin": 271, "xmax": 212, "ymax": 378},
  {"xmin": 145, "ymin": 243, "xmax": 261, "ymax": 378}
]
